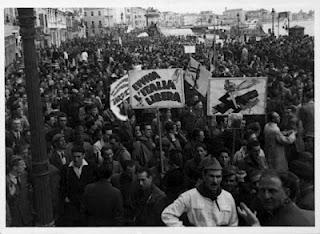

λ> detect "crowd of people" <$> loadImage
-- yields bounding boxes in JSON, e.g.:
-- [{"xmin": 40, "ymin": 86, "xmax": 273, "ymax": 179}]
[{"xmin": 5, "ymin": 28, "xmax": 314, "ymax": 227}]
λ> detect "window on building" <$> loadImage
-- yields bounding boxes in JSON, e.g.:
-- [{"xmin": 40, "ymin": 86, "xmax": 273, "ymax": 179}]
[
  {"xmin": 99, "ymin": 20, "xmax": 102, "ymax": 28},
  {"xmin": 84, "ymin": 12, "xmax": 87, "ymax": 16},
  {"xmin": 92, "ymin": 21, "xmax": 95, "ymax": 28},
  {"xmin": 91, "ymin": 11, "xmax": 94, "ymax": 16},
  {"xmin": 92, "ymin": 29, "xmax": 95, "ymax": 34},
  {"xmin": 98, "ymin": 11, "xmax": 101, "ymax": 16}
]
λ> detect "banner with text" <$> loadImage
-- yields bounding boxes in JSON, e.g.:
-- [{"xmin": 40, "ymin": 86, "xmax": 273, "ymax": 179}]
[
  {"xmin": 184, "ymin": 45, "xmax": 196, "ymax": 54},
  {"xmin": 129, "ymin": 69, "xmax": 185, "ymax": 109},
  {"xmin": 207, "ymin": 77, "xmax": 267, "ymax": 116},
  {"xmin": 110, "ymin": 74, "xmax": 130, "ymax": 121}
]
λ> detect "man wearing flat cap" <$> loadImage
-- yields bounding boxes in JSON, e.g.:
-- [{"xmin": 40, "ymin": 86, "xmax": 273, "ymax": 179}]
[{"xmin": 161, "ymin": 157, "xmax": 238, "ymax": 226}]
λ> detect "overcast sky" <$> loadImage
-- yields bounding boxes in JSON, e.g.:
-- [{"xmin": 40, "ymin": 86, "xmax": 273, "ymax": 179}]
[{"xmin": 1, "ymin": 0, "xmax": 317, "ymax": 14}]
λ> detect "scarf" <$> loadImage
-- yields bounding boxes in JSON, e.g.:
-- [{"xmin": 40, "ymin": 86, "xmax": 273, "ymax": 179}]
[{"xmin": 196, "ymin": 182, "xmax": 222, "ymax": 207}]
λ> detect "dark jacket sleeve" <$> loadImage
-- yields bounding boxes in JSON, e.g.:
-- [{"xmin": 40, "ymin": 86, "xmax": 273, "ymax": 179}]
[{"xmin": 113, "ymin": 189, "xmax": 124, "ymax": 226}]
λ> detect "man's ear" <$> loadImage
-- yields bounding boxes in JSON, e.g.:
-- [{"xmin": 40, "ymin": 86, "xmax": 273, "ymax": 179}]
[{"xmin": 284, "ymin": 187, "xmax": 291, "ymax": 197}]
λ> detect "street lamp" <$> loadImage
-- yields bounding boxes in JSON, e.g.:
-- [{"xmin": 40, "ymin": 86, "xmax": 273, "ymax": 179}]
[{"xmin": 271, "ymin": 8, "xmax": 275, "ymax": 35}]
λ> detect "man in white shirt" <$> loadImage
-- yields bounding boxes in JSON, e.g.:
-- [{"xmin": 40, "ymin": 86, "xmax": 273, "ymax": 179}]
[{"xmin": 161, "ymin": 157, "xmax": 238, "ymax": 226}]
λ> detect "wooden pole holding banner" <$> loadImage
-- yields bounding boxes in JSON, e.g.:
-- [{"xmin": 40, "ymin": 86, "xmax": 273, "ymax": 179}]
[{"xmin": 156, "ymin": 108, "xmax": 164, "ymax": 174}]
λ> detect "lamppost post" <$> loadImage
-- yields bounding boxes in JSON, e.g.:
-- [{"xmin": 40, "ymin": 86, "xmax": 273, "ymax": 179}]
[{"xmin": 17, "ymin": 8, "xmax": 54, "ymax": 226}]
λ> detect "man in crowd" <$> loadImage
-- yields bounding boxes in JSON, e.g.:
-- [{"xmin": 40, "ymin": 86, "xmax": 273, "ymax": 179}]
[
  {"xmin": 82, "ymin": 166, "xmax": 124, "ymax": 226},
  {"xmin": 264, "ymin": 111, "xmax": 296, "ymax": 171},
  {"xmin": 133, "ymin": 167, "xmax": 167, "ymax": 226},
  {"xmin": 162, "ymin": 157, "xmax": 238, "ymax": 226},
  {"xmin": 238, "ymin": 169, "xmax": 314, "ymax": 226},
  {"xmin": 60, "ymin": 146, "xmax": 96, "ymax": 226}
]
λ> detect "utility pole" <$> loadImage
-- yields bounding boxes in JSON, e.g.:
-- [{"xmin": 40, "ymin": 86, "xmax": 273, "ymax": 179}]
[{"xmin": 17, "ymin": 8, "xmax": 54, "ymax": 226}]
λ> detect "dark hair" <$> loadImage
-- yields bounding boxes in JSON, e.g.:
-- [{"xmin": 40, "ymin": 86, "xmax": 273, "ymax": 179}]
[
  {"xmin": 164, "ymin": 121, "xmax": 175, "ymax": 132},
  {"xmin": 195, "ymin": 143, "xmax": 207, "ymax": 151},
  {"xmin": 8, "ymin": 155, "xmax": 24, "ymax": 171},
  {"xmin": 122, "ymin": 160, "xmax": 136, "ymax": 171},
  {"xmin": 71, "ymin": 145, "xmax": 85, "ymax": 153},
  {"xmin": 219, "ymin": 147, "xmax": 230, "ymax": 156},
  {"xmin": 58, "ymin": 112, "xmax": 68, "ymax": 119},
  {"xmin": 260, "ymin": 169, "xmax": 300, "ymax": 201},
  {"xmin": 267, "ymin": 111, "xmax": 277, "ymax": 122},
  {"xmin": 191, "ymin": 128, "xmax": 202, "ymax": 140},
  {"xmin": 101, "ymin": 144, "xmax": 113, "ymax": 153},
  {"xmin": 136, "ymin": 167, "xmax": 152, "ymax": 178},
  {"xmin": 247, "ymin": 140, "xmax": 260, "ymax": 151},
  {"xmin": 96, "ymin": 166, "xmax": 112, "ymax": 180},
  {"xmin": 109, "ymin": 134, "xmax": 120, "ymax": 142}
]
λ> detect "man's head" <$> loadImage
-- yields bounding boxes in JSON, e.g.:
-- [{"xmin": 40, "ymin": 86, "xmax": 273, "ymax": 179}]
[
  {"xmin": 101, "ymin": 144, "xmax": 114, "ymax": 162},
  {"xmin": 96, "ymin": 165, "xmax": 112, "ymax": 181},
  {"xmin": 218, "ymin": 148, "xmax": 231, "ymax": 168},
  {"xmin": 134, "ymin": 125, "xmax": 142, "ymax": 138},
  {"xmin": 175, "ymin": 120, "xmax": 182, "ymax": 131},
  {"xmin": 137, "ymin": 167, "xmax": 153, "ymax": 191},
  {"xmin": 258, "ymin": 170, "xmax": 300, "ymax": 212},
  {"xmin": 192, "ymin": 128, "xmax": 205, "ymax": 142},
  {"xmin": 201, "ymin": 157, "xmax": 223, "ymax": 193},
  {"xmin": 123, "ymin": 160, "xmax": 136, "ymax": 177},
  {"xmin": 9, "ymin": 155, "xmax": 26, "ymax": 175},
  {"xmin": 11, "ymin": 118, "xmax": 22, "ymax": 132},
  {"xmin": 71, "ymin": 145, "xmax": 85, "ymax": 168},
  {"xmin": 58, "ymin": 112, "xmax": 68, "ymax": 128},
  {"xmin": 143, "ymin": 124, "xmax": 153, "ymax": 138},
  {"xmin": 195, "ymin": 143, "xmax": 207, "ymax": 161},
  {"xmin": 109, "ymin": 134, "xmax": 121, "ymax": 150},
  {"xmin": 268, "ymin": 111, "xmax": 280, "ymax": 124},
  {"xmin": 52, "ymin": 134, "xmax": 67, "ymax": 150},
  {"xmin": 247, "ymin": 140, "xmax": 261, "ymax": 160},
  {"xmin": 222, "ymin": 165, "xmax": 238, "ymax": 193}
]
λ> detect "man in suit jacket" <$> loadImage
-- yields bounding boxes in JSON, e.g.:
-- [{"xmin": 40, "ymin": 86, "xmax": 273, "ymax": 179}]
[
  {"xmin": 6, "ymin": 156, "xmax": 33, "ymax": 226},
  {"xmin": 49, "ymin": 134, "xmax": 68, "ymax": 172},
  {"xmin": 60, "ymin": 145, "xmax": 96, "ymax": 226},
  {"xmin": 82, "ymin": 166, "xmax": 124, "ymax": 226}
]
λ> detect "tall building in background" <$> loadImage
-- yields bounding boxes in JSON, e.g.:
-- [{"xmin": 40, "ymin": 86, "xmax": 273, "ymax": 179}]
[{"xmin": 124, "ymin": 7, "xmax": 147, "ymax": 29}]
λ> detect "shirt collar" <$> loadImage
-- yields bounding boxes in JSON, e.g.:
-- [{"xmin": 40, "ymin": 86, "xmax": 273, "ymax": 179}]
[
  {"xmin": 8, "ymin": 173, "xmax": 18, "ymax": 184},
  {"xmin": 68, "ymin": 159, "xmax": 88, "ymax": 168}
]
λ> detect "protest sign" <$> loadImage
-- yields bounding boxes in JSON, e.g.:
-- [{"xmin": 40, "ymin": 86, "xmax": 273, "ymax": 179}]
[
  {"xmin": 110, "ymin": 74, "xmax": 130, "ymax": 121},
  {"xmin": 184, "ymin": 45, "xmax": 196, "ymax": 54},
  {"xmin": 207, "ymin": 77, "xmax": 268, "ymax": 116},
  {"xmin": 184, "ymin": 57, "xmax": 211, "ymax": 97},
  {"xmin": 129, "ymin": 69, "xmax": 185, "ymax": 109}
]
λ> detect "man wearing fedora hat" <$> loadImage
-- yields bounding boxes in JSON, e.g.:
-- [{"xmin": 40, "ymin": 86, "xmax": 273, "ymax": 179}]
[{"xmin": 161, "ymin": 157, "xmax": 238, "ymax": 226}]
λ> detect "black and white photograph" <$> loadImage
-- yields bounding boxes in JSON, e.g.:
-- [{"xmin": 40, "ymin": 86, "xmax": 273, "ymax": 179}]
[{"xmin": 2, "ymin": 0, "xmax": 318, "ymax": 232}]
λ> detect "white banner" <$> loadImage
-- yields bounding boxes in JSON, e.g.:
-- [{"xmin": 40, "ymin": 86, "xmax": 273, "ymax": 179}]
[
  {"xmin": 184, "ymin": 45, "xmax": 196, "ymax": 54},
  {"xmin": 110, "ymin": 75, "xmax": 130, "ymax": 121},
  {"xmin": 129, "ymin": 69, "xmax": 185, "ymax": 109},
  {"xmin": 207, "ymin": 77, "xmax": 268, "ymax": 116}
]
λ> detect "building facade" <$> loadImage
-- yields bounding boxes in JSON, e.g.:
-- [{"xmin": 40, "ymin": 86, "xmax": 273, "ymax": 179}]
[
  {"xmin": 181, "ymin": 13, "xmax": 199, "ymax": 26},
  {"xmin": 159, "ymin": 11, "xmax": 181, "ymax": 27},
  {"xmin": 222, "ymin": 8, "xmax": 245, "ymax": 24},
  {"xmin": 245, "ymin": 9, "xmax": 271, "ymax": 22},
  {"xmin": 124, "ymin": 7, "xmax": 147, "ymax": 29},
  {"xmin": 4, "ymin": 8, "xmax": 20, "ymax": 69}
]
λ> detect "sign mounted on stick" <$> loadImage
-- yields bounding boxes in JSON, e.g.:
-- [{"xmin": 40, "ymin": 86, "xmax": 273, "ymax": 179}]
[
  {"xmin": 207, "ymin": 77, "xmax": 268, "ymax": 116},
  {"xmin": 129, "ymin": 69, "xmax": 185, "ymax": 109},
  {"xmin": 184, "ymin": 45, "xmax": 196, "ymax": 54},
  {"xmin": 110, "ymin": 74, "xmax": 130, "ymax": 121}
]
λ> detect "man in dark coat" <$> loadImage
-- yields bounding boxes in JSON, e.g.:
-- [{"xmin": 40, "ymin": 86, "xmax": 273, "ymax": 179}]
[
  {"xmin": 82, "ymin": 166, "xmax": 124, "ymax": 226},
  {"xmin": 133, "ymin": 167, "xmax": 167, "ymax": 226},
  {"xmin": 238, "ymin": 169, "xmax": 315, "ymax": 226},
  {"xmin": 6, "ymin": 156, "xmax": 33, "ymax": 226},
  {"xmin": 60, "ymin": 145, "xmax": 96, "ymax": 226}
]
